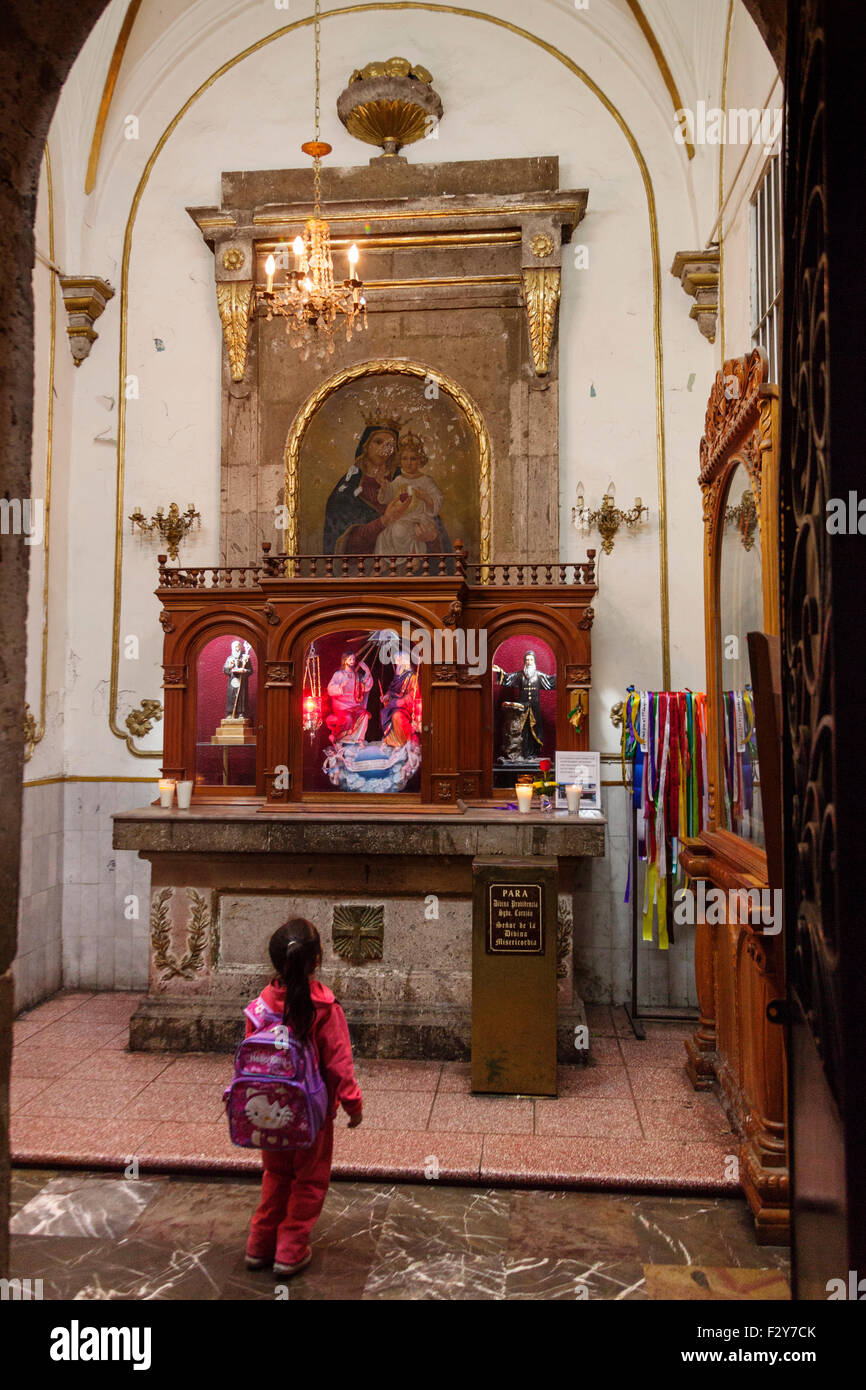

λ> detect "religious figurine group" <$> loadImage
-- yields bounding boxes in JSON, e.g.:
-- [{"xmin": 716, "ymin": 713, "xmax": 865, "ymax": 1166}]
[{"xmin": 322, "ymin": 642, "xmax": 422, "ymax": 793}]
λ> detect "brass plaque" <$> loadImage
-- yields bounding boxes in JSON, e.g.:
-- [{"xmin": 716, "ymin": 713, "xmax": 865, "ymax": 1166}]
[
  {"xmin": 487, "ymin": 883, "xmax": 544, "ymax": 954},
  {"xmin": 472, "ymin": 857, "xmax": 557, "ymax": 1096}
]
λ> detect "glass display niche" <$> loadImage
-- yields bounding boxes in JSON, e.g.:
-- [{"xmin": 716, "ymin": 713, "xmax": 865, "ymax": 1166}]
[
  {"xmin": 491, "ymin": 635, "xmax": 557, "ymax": 790},
  {"xmin": 194, "ymin": 634, "xmax": 258, "ymax": 787},
  {"xmin": 302, "ymin": 627, "xmax": 422, "ymax": 795}
]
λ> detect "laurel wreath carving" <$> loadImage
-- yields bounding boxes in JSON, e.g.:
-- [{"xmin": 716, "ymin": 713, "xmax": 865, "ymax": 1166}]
[{"xmin": 150, "ymin": 886, "xmax": 211, "ymax": 983}]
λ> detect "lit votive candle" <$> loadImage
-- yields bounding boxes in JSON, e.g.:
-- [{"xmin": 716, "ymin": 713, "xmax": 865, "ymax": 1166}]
[
  {"xmin": 566, "ymin": 783, "xmax": 582, "ymax": 815},
  {"xmin": 158, "ymin": 779, "xmax": 176, "ymax": 808},
  {"xmin": 516, "ymin": 784, "xmax": 533, "ymax": 814}
]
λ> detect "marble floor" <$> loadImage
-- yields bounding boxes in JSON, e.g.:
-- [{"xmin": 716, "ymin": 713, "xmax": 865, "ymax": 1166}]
[
  {"xmin": 9, "ymin": 1168, "xmax": 790, "ymax": 1300},
  {"xmin": 11, "ymin": 992, "xmax": 739, "ymax": 1192}
]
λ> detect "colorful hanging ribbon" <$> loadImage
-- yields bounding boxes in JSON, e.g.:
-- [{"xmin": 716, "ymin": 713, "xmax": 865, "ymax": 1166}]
[{"xmin": 620, "ymin": 688, "xmax": 709, "ymax": 949}]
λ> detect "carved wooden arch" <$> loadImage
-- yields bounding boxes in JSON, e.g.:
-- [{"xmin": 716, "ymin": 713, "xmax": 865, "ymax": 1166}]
[
  {"xmin": 181, "ymin": 611, "xmax": 268, "ymax": 796},
  {"xmin": 273, "ymin": 594, "xmax": 454, "ymax": 664},
  {"xmin": 481, "ymin": 609, "xmax": 587, "ymax": 797}
]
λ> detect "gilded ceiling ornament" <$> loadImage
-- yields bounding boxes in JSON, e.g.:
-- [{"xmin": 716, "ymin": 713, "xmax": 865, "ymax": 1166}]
[
  {"xmin": 221, "ymin": 246, "xmax": 246, "ymax": 271},
  {"xmin": 530, "ymin": 232, "xmax": 555, "ymax": 258},
  {"xmin": 521, "ymin": 267, "xmax": 561, "ymax": 376},
  {"xmin": 215, "ymin": 281, "xmax": 253, "ymax": 382},
  {"xmin": 338, "ymin": 59, "xmax": 442, "ymax": 157}
]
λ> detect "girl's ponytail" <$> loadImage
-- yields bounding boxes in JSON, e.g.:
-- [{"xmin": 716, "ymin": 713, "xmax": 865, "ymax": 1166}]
[{"xmin": 268, "ymin": 918, "xmax": 321, "ymax": 1041}]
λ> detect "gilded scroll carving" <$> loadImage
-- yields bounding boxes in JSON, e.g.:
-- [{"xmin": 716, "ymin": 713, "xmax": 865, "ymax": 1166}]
[
  {"xmin": 216, "ymin": 280, "xmax": 253, "ymax": 382},
  {"xmin": 521, "ymin": 267, "xmax": 561, "ymax": 376}
]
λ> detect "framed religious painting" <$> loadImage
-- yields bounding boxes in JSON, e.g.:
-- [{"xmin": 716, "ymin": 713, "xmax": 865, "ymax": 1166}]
[{"xmin": 282, "ymin": 360, "xmax": 491, "ymax": 565}]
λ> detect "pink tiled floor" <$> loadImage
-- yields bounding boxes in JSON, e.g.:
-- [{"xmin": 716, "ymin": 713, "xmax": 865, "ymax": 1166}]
[{"xmin": 11, "ymin": 992, "xmax": 737, "ymax": 1193}]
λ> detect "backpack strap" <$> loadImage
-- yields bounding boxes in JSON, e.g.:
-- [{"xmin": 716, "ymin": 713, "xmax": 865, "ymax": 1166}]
[{"xmin": 244, "ymin": 995, "xmax": 283, "ymax": 1030}]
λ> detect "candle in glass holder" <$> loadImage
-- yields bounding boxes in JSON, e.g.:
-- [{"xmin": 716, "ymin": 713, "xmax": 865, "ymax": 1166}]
[
  {"xmin": 176, "ymin": 780, "xmax": 193, "ymax": 810},
  {"xmin": 566, "ymin": 783, "xmax": 582, "ymax": 814},
  {"xmin": 158, "ymin": 779, "xmax": 175, "ymax": 808},
  {"xmin": 516, "ymin": 783, "xmax": 533, "ymax": 814}
]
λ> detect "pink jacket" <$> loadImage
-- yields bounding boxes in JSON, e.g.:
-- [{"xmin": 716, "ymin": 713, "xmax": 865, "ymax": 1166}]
[{"xmin": 245, "ymin": 978, "xmax": 363, "ymax": 1118}]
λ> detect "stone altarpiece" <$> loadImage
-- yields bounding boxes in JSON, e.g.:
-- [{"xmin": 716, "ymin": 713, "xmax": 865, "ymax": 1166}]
[{"xmin": 116, "ymin": 156, "xmax": 606, "ymax": 1064}]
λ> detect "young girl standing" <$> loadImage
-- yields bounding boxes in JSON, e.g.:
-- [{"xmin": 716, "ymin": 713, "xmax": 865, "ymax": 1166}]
[{"xmin": 244, "ymin": 918, "xmax": 363, "ymax": 1276}]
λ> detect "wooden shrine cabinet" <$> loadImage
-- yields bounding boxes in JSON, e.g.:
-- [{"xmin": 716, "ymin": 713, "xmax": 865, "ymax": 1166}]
[
  {"xmin": 155, "ymin": 545, "xmax": 597, "ymax": 808},
  {"xmin": 680, "ymin": 349, "xmax": 788, "ymax": 1243}
]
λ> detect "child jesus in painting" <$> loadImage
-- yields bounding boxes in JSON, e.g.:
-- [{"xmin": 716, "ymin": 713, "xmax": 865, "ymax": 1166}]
[{"xmin": 374, "ymin": 433, "xmax": 443, "ymax": 559}]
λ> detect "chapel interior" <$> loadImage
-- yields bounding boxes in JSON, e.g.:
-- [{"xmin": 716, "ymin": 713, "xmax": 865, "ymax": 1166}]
[{"xmin": 2, "ymin": 0, "xmax": 864, "ymax": 1312}]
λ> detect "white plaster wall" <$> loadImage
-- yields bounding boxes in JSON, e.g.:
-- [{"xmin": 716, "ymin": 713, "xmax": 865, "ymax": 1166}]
[{"xmin": 16, "ymin": 0, "xmax": 778, "ymax": 1005}]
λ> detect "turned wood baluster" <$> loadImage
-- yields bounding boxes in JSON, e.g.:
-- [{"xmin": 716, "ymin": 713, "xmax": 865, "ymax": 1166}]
[
  {"xmin": 373, "ymin": 555, "xmax": 382, "ymax": 576},
  {"xmin": 421, "ymin": 554, "xmax": 430, "ymax": 574},
  {"xmin": 325, "ymin": 556, "xmax": 333, "ymax": 578},
  {"xmin": 437, "ymin": 555, "xmax": 447, "ymax": 574},
  {"xmin": 585, "ymin": 548, "xmax": 597, "ymax": 584}
]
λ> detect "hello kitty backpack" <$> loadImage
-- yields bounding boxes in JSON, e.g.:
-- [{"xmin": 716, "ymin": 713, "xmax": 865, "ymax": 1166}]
[{"xmin": 223, "ymin": 997, "xmax": 329, "ymax": 1151}]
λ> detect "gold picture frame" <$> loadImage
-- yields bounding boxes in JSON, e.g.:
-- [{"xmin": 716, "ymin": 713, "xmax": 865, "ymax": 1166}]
[{"xmin": 283, "ymin": 358, "xmax": 492, "ymax": 564}]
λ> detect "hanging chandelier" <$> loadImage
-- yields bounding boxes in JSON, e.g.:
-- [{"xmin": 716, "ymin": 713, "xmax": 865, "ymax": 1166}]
[{"xmin": 256, "ymin": 0, "xmax": 367, "ymax": 356}]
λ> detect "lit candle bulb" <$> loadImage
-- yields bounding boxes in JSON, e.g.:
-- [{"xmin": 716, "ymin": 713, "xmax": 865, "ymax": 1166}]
[
  {"xmin": 292, "ymin": 235, "xmax": 304, "ymax": 266},
  {"xmin": 264, "ymin": 254, "xmax": 275, "ymax": 293},
  {"xmin": 347, "ymin": 243, "xmax": 359, "ymax": 280},
  {"xmin": 303, "ymin": 277, "xmax": 313, "ymax": 294}
]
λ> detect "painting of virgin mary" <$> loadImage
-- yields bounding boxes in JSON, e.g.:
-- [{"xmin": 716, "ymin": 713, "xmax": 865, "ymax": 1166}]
[{"xmin": 323, "ymin": 423, "xmax": 452, "ymax": 556}]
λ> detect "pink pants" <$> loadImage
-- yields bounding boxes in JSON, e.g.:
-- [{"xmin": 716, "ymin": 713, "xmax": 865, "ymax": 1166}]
[{"xmin": 247, "ymin": 1116, "xmax": 334, "ymax": 1264}]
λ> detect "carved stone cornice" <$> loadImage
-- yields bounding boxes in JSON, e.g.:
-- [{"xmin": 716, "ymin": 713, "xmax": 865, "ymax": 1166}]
[
  {"xmin": 670, "ymin": 248, "xmax": 720, "ymax": 343},
  {"xmin": 216, "ymin": 280, "xmax": 253, "ymax": 382},
  {"xmin": 521, "ymin": 267, "xmax": 561, "ymax": 376},
  {"xmin": 58, "ymin": 275, "xmax": 115, "ymax": 365}
]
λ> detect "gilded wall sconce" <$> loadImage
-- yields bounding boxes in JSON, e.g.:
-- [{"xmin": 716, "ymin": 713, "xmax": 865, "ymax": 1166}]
[
  {"xmin": 129, "ymin": 502, "xmax": 201, "ymax": 560},
  {"xmin": 572, "ymin": 482, "xmax": 649, "ymax": 555}
]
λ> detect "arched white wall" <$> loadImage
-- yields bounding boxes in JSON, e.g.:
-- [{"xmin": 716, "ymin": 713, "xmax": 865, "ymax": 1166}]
[{"xmin": 16, "ymin": 0, "xmax": 779, "ymax": 1006}]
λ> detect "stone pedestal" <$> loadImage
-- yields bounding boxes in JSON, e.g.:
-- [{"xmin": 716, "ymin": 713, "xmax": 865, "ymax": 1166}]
[{"xmin": 112, "ymin": 804, "xmax": 604, "ymax": 1060}]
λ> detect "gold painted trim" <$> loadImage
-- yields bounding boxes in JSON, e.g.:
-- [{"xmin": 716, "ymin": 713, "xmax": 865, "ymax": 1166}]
[
  {"xmin": 110, "ymin": 4, "xmax": 671, "ymax": 745},
  {"xmin": 84, "ymin": 0, "xmax": 144, "ymax": 196},
  {"xmin": 257, "ymin": 231, "xmax": 521, "ymax": 250},
  {"xmin": 283, "ymin": 358, "xmax": 491, "ymax": 565},
  {"xmin": 25, "ymin": 145, "xmax": 56, "ymax": 763},
  {"xmin": 23, "ymin": 775, "xmax": 160, "ymax": 788},
  {"xmin": 305, "ymin": 275, "xmax": 521, "ymax": 290},
  {"xmin": 625, "ymin": 0, "xmax": 695, "ymax": 160},
  {"xmin": 717, "ymin": 0, "xmax": 735, "ymax": 362},
  {"xmin": 252, "ymin": 201, "xmax": 584, "ymax": 226}
]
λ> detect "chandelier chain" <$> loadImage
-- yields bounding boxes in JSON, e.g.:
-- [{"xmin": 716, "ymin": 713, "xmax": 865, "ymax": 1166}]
[{"xmin": 313, "ymin": 0, "xmax": 322, "ymax": 214}]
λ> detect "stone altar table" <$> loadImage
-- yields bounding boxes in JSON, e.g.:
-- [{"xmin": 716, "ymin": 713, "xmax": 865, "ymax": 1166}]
[{"xmin": 113, "ymin": 803, "xmax": 605, "ymax": 1061}]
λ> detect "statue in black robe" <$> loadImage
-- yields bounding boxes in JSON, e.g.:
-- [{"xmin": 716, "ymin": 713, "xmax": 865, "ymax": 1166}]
[{"xmin": 493, "ymin": 650, "xmax": 556, "ymax": 759}]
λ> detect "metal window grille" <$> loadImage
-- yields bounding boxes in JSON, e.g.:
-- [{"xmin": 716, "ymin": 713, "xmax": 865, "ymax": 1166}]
[{"xmin": 750, "ymin": 152, "xmax": 783, "ymax": 383}]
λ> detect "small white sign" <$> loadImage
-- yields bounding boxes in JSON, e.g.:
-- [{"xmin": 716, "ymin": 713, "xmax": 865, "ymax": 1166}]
[{"xmin": 554, "ymin": 751, "xmax": 602, "ymax": 812}]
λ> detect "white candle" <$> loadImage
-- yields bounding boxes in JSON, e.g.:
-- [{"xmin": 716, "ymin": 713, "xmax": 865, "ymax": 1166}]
[
  {"xmin": 176, "ymin": 780, "xmax": 194, "ymax": 810},
  {"xmin": 516, "ymin": 784, "xmax": 533, "ymax": 814},
  {"xmin": 264, "ymin": 254, "xmax": 275, "ymax": 293},
  {"xmin": 292, "ymin": 235, "xmax": 304, "ymax": 267},
  {"xmin": 347, "ymin": 243, "xmax": 359, "ymax": 280},
  {"xmin": 158, "ymin": 779, "xmax": 175, "ymax": 809},
  {"xmin": 566, "ymin": 784, "xmax": 582, "ymax": 815}
]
